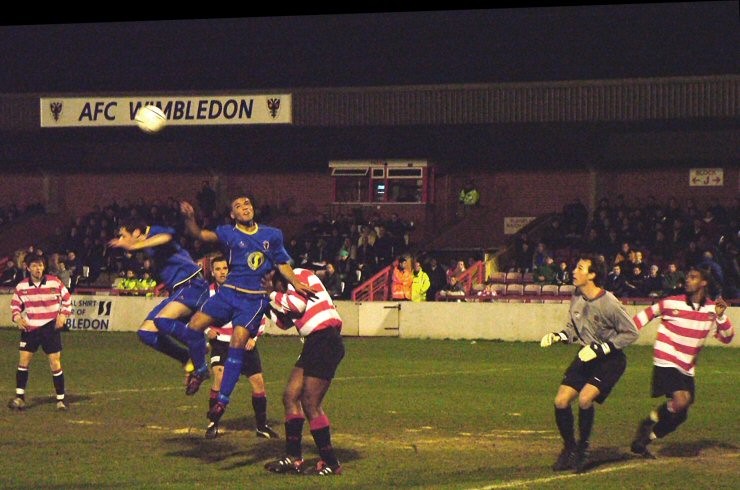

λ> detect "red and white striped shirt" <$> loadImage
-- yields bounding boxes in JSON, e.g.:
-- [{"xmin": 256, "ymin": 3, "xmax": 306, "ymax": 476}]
[
  {"xmin": 206, "ymin": 283, "xmax": 264, "ymax": 341},
  {"xmin": 633, "ymin": 295, "xmax": 734, "ymax": 376},
  {"xmin": 263, "ymin": 268, "xmax": 342, "ymax": 337},
  {"xmin": 11, "ymin": 275, "xmax": 72, "ymax": 332}
]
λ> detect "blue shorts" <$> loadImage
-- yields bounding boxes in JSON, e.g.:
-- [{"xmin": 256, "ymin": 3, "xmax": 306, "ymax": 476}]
[
  {"xmin": 146, "ymin": 277, "xmax": 210, "ymax": 321},
  {"xmin": 200, "ymin": 286, "xmax": 269, "ymax": 337}
]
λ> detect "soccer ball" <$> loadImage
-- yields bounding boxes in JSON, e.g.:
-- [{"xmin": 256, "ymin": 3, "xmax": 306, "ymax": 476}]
[{"xmin": 134, "ymin": 105, "xmax": 167, "ymax": 133}]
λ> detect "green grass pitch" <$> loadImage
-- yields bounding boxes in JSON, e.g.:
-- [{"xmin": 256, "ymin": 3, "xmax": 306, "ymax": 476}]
[{"xmin": 0, "ymin": 330, "xmax": 737, "ymax": 489}]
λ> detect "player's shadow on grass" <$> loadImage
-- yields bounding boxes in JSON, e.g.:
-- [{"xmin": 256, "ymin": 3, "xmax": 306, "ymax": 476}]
[
  {"xmin": 28, "ymin": 393, "xmax": 91, "ymax": 409},
  {"xmin": 162, "ymin": 424, "xmax": 361, "ymax": 471},
  {"xmin": 657, "ymin": 439, "xmax": 738, "ymax": 458},
  {"xmin": 578, "ymin": 446, "xmax": 634, "ymax": 472}
]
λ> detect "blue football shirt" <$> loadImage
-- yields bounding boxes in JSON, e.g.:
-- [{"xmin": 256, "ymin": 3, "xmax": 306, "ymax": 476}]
[{"xmin": 144, "ymin": 225, "xmax": 202, "ymax": 290}]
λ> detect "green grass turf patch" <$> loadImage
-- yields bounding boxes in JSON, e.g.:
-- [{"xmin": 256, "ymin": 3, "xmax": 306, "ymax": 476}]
[{"xmin": 0, "ymin": 330, "xmax": 737, "ymax": 489}]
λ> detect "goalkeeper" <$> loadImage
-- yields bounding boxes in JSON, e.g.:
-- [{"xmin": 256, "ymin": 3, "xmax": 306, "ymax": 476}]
[{"xmin": 540, "ymin": 253, "xmax": 638, "ymax": 473}]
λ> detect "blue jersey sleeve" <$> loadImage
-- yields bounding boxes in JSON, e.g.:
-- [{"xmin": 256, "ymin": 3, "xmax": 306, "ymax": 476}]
[
  {"xmin": 149, "ymin": 225, "xmax": 176, "ymax": 237},
  {"xmin": 269, "ymin": 229, "xmax": 292, "ymax": 264},
  {"xmin": 215, "ymin": 225, "xmax": 232, "ymax": 246}
]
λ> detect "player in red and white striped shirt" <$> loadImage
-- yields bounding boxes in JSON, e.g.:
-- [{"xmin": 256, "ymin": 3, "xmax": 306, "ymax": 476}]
[
  {"xmin": 630, "ymin": 266, "xmax": 733, "ymax": 456},
  {"xmin": 8, "ymin": 254, "xmax": 72, "ymax": 411},
  {"xmin": 262, "ymin": 267, "xmax": 345, "ymax": 476}
]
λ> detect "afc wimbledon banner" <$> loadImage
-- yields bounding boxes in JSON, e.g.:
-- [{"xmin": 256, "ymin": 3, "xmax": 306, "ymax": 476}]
[{"xmin": 40, "ymin": 94, "xmax": 292, "ymax": 127}]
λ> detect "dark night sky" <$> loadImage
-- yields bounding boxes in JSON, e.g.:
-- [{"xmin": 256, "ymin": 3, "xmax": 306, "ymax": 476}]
[{"xmin": 0, "ymin": 4, "xmax": 737, "ymax": 93}]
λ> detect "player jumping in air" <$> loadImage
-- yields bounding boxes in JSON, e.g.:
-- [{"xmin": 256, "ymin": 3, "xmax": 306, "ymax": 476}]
[{"xmin": 108, "ymin": 219, "xmax": 210, "ymax": 383}]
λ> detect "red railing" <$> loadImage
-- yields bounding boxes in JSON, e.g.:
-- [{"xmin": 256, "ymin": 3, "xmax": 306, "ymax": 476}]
[
  {"xmin": 351, "ymin": 264, "xmax": 393, "ymax": 302},
  {"xmin": 456, "ymin": 260, "xmax": 485, "ymax": 295}
]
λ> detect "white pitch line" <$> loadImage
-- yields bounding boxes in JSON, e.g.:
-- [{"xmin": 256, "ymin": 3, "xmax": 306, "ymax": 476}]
[{"xmin": 466, "ymin": 452, "xmax": 740, "ymax": 490}]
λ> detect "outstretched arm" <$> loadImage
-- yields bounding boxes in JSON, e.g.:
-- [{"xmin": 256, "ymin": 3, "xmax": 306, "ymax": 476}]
[
  {"xmin": 108, "ymin": 232, "xmax": 173, "ymax": 251},
  {"xmin": 180, "ymin": 201, "xmax": 219, "ymax": 243},
  {"xmin": 277, "ymin": 263, "xmax": 317, "ymax": 299}
]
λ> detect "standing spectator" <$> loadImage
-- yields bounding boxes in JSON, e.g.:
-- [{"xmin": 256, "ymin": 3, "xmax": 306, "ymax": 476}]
[
  {"xmin": 391, "ymin": 255, "xmax": 413, "ymax": 301},
  {"xmin": 335, "ymin": 250, "xmax": 358, "ymax": 298},
  {"xmin": 426, "ymin": 257, "xmax": 448, "ymax": 301},
  {"xmin": 373, "ymin": 225, "xmax": 394, "ymax": 265},
  {"xmin": 411, "ymin": 260, "xmax": 430, "ymax": 302},
  {"xmin": 697, "ymin": 250, "xmax": 724, "ymax": 292},
  {"xmin": 447, "ymin": 260, "xmax": 466, "ymax": 285},
  {"xmin": 458, "ymin": 179, "xmax": 480, "ymax": 212},
  {"xmin": 8, "ymin": 255, "xmax": 72, "ymax": 411},
  {"xmin": 513, "ymin": 241, "xmax": 534, "ymax": 273},
  {"xmin": 196, "ymin": 180, "xmax": 217, "ymax": 217}
]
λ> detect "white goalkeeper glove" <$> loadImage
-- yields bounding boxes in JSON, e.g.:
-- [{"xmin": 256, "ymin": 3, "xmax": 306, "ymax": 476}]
[
  {"xmin": 540, "ymin": 331, "xmax": 568, "ymax": 348},
  {"xmin": 578, "ymin": 341, "xmax": 615, "ymax": 362}
]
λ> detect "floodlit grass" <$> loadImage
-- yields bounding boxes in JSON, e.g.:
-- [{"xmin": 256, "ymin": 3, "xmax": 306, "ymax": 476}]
[{"xmin": 0, "ymin": 330, "xmax": 737, "ymax": 489}]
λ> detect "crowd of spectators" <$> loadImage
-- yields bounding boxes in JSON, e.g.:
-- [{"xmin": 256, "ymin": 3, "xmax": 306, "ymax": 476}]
[{"xmin": 505, "ymin": 195, "xmax": 739, "ymax": 300}]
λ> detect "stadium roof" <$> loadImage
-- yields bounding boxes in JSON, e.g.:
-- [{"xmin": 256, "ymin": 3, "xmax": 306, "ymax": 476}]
[{"xmin": 0, "ymin": 4, "xmax": 737, "ymax": 93}]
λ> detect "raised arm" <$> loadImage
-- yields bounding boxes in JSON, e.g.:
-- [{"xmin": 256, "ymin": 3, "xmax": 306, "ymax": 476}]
[
  {"xmin": 109, "ymin": 231, "xmax": 173, "ymax": 251},
  {"xmin": 180, "ymin": 201, "xmax": 219, "ymax": 243}
]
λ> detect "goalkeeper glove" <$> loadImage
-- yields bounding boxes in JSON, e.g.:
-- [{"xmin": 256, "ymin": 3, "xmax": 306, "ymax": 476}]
[
  {"xmin": 540, "ymin": 331, "xmax": 568, "ymax": 348},
  {"xmin": 578, "ymin": 341, "xmax": 616, "ymax": 362}
]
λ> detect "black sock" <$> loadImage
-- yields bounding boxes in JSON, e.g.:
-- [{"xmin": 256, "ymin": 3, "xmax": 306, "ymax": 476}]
[
  {"xmin": 310, "ymin": 415, "xmax": 339, "ymax": 467},
  {"xmin": 252, "ymin": 393, "xmax": 267, "ymax": 428},
  {"xmin": 52, "ymin": 370, "xmax": 65, "ymax": 400},
  {"xmin": 654, "ymin": 403, "xmax": 688, "ymax": 438},
  {"xmin": 285, "ymin": 416, "xmax": 305, "ymax": 459},
  {"xmin": 555, "ymin": 406, "xmax": 576, "ymax": 447},
  {"xmin": 16, "ymin": 366, "xmax": 28, "ymax": 400},
  {"xmin": 156, "ymin": 334, "xmax": 190, "ymax": 364},
  {"xmin": 578, "ymin": 406, "xmax": 595, "ymax": 445}
]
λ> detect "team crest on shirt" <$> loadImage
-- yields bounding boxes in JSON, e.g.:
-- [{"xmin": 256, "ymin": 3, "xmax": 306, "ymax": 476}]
[
  {"xmin": 247, "ymin": 251, "xmax": 265, "ymax": 270},
  {"xmin": 263, "ymin": 240, "xmax": 270, "ymax": 250}
]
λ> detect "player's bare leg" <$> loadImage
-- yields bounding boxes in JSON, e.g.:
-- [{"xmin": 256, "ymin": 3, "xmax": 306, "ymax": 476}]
[{"xmin": 302, "ymin": 376, "xmax": 341, "ymax": 475}]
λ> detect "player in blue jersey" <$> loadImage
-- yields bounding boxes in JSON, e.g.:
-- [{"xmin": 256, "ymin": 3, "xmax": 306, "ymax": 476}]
[
  {"xmin": 174, "ymin": 197, "xmax": 315, "ymax": 421},
  {"xmin": 108, "ymin": 218, "xmax": 210, "ymax": 382}
]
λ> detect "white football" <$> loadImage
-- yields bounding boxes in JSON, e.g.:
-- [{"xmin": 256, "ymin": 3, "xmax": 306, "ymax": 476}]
[{"xmin": 134, "ymin": 105, "xmax": 167, "ymax": 133}]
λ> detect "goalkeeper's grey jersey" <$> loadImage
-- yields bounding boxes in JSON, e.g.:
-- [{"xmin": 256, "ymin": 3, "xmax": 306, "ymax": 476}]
[{"xmin": 563, "ymin": 289, "xmax": 638, "ymax": 350}]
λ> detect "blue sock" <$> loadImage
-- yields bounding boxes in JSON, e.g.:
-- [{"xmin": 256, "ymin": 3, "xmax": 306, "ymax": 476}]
[
  {"xmin": 217, "ymin": 348, "xmax": 245, "ymax": 405},
  {"xmin": 153, "ymin": 318, "xmax": 208, "ymax": 371},
  {"xmin": 137, "ymin": 330, "xmax": 189, "ymax": 364}
]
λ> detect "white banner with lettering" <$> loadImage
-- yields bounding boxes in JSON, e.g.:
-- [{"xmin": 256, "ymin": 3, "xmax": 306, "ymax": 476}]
[
  {"xmin": 40, "ymin": 94, "xmax": 292, "ymax": 127},
  {"xmin": 504, "ymin": 217, "xmax": 536, "ymax": 235}
]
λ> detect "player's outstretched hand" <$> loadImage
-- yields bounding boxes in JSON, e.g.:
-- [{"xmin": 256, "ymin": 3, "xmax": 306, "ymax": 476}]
[
  {"xmin": 540, "ymin": 331, "xmax": 567, "ymax": 348},
  {"xmin": 293, "ymin": 280, "xmax": 318, "ymax": 299},
  {"xmin": 180, "ymin": 201, "xmax": 195, "ymax": 219},
  {"xmin": 715, "ymin": 296, "xmax": 727, "ymax": 318}
]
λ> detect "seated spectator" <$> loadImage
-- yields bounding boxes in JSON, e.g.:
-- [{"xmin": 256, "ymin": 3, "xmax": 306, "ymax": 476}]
[
  {"xmin": 534, "ymin": 256, "xmax": 558, "ymax": 285},
  {"xmin": 411, "ymin": 259, "xmax": 431, "ymax": 302},
  {"xmin": 322, "ymin": 263, "xmax": 343, "ymax": 299},
  {"xmin": 447, "ymin": 260, "xmax": 466, "ymax": 285},
  {"xmin": 531, "ymin": 242, "xmax": 551, "ymax": 271},
  {"xmin": 605, "ymin": 264, "xmax": 627, "ymax": 297},
  {"xmin": 512, "ymin": 241, "xmax": 534, "ymax": 273},
  {"xmin": 623, "ymin": 264, "xmax": 646, "ymax": 298},
  {"xmin": 439, "ymin": 276, "xmax": 466, "ymax": 299},
  {"xmin": 0, "ymin": 259, "xmax": 22, "ymax": 287},
  {"xmin": 136, "ymin": 271, "xmax": 158, "ymax": 297},
  {"xmin": 555, "ymin": 260, "xmax": 572, "ymax": 286},
  {"xmin": 661, "ymin": 262, "xmax": 686, "ymax": 296},
  {"xmin": 698, "ymin": 250, "xmax": 724, "ymax": 288},
  {"xmin": 391, "ymin": 255, "xmax": 413, "ymax": 301},
  {"xmin": 642, "ymin": 264, "xmax": 664, "ymax": 298}
]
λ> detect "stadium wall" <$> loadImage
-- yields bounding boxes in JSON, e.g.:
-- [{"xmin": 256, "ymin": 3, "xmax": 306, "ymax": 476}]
[{"xmin": 0, "ymin": 295, "xmax": 736, "ymax": 348}]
